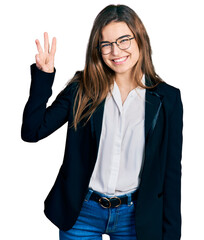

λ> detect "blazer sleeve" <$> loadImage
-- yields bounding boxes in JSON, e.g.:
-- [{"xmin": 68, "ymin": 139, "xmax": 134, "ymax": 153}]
[
  {"xmin": 163, "ymin": 89, "xmax": 183, "ymax": 240},
  {"xmin": 21, "ymin": 63, "xmax": 77, "ymax": 142}
]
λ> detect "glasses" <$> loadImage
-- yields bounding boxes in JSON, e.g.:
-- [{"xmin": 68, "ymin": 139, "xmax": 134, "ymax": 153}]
[{"xmin": 98, "ymin": 35, "xmax": 135, "ymax": 55}]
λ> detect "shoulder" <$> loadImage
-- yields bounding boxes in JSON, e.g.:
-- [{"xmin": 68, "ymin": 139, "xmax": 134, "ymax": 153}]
[
  {"xmin": 145, "ymin": 75, "xmax": 181, "ymax": 102},
  {"xmin": 64, "ymin": 80, "xmax": 79, "ymax": 94},
  {"xmin": 155, "ymin": 81, "xmax": 182, "ymax": 105},
  {"xmin": 152, "ymin": 81, "xmax": 183, "ymax": 116},
  {"xmin": 156, "ymin": 81, "xmax": 181, "ymax": 96},
  {"xmin": 58, "ymin": 75, "xmax": 80, "ymax": 98}
]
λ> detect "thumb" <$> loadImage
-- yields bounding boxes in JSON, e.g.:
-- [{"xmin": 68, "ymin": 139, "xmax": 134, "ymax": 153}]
[{"xmin": 35, "ymin": 54, "xmax": 42, "ymax": 70}]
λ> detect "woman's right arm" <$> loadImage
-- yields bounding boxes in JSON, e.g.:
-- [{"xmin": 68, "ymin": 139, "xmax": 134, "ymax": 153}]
[{"xmin": 21, "ymin": 33, "xmax": 76, "ymax": 142}]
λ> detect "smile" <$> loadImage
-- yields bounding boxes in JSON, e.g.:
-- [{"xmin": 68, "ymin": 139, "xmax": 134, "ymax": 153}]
[{"xmin": 112, "ymin": 56, "xmax": 129, "ymax": 64}]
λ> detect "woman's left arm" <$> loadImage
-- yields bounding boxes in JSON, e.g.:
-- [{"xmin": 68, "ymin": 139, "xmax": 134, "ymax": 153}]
[{"xmin": 163, "ymin": 89, "xmax": 183, "ymax": 240}]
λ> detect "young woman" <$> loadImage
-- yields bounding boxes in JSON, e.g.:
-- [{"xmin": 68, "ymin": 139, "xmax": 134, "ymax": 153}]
[{"xmin": 21, "ymin": 4, "xmax": 183, "ymax": 240}]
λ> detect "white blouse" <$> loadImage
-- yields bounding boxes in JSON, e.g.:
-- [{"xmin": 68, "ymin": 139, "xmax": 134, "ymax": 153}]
[{"xmin": 88, "ymin": 75, "xmax": 146, "ymax": 196}]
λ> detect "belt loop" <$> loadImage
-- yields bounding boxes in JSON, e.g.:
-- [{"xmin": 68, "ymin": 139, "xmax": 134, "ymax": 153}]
[
  {"xmin": 85, "ymin": 188, "xmax": 93, "ymax": 201},
  {"xmin": 127, "ymin": 190, "xmax": 138, "ymax": 206},
  {"xmin": 127, "ymin": 193, "xmax": 132, "ymax": 206}
]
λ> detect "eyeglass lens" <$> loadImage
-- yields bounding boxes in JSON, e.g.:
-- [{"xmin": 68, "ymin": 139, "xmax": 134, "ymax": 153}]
[{"xmin": 100, "ymin": 36, "xmax": 132, "ymax": 55}]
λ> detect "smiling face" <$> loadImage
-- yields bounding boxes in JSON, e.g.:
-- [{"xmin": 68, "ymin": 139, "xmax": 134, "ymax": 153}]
[{"xmin": 100, "ymin": 21, "xmax": 140, "ymax": 78}]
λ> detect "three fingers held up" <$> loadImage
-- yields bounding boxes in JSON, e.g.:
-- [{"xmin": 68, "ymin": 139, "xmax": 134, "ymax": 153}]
[{"xmin": 35, "ymin": 32, "xmax": 56, "ymax": 73}]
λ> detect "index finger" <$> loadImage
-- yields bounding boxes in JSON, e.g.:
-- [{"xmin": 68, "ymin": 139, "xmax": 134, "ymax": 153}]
[{"xmin": 35, "ymin": 39, "xmax": 43, "ymax": 54}]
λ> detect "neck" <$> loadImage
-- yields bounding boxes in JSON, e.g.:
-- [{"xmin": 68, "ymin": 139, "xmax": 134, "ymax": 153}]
[{"xmin": 115, "ymin": 71, "xmax": 143, "ymax": 91}]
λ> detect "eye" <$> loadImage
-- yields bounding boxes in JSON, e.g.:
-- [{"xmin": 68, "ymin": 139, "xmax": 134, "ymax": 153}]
[
  {"xmin": 101, "ymin": 43, "xmax": 111, "ymax": 48},
  {"xmin": 119, "ymin": 38, "xmax": 129, "ymax": 44}
]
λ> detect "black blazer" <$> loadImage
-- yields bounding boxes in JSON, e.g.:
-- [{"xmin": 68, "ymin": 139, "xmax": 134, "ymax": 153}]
[{"xmin": 21, "ymin": 64, "xmax": 183, "ymax": 240}]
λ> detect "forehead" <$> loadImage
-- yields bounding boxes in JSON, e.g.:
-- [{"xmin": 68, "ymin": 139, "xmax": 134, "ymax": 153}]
[{"xmin": 101, "ymin": 21, "xmax": 132, "ymax": 41}]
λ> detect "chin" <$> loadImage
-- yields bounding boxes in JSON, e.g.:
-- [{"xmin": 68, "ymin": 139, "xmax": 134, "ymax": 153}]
[{"xmin": 111, "ymin": 67, "xmax": 132, "ymax": 75}]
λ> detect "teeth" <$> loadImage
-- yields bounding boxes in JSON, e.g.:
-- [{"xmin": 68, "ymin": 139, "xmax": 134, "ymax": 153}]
[{"xmin": 113, "ymin": 57, "xmax": 127, "ymax": 62}]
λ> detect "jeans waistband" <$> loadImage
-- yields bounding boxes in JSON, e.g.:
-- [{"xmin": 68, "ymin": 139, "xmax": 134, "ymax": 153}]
[{"xmin": 85, "ymin": 188, "xmax": 138, "ymax": 205}]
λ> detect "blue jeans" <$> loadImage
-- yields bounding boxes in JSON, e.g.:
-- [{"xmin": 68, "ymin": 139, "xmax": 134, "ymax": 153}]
[{"xmin": 59, "ymin": 188, "xmax": 137, "ymax": 240}]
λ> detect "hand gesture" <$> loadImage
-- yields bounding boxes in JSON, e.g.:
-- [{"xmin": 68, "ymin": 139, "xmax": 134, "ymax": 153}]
[{"xmin": 35, "ymin": 32, "xmax": 56, "ymax": 73}]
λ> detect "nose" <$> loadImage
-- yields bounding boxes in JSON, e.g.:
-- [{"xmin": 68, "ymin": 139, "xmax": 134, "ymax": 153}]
[{"xmin": 111, "ymin": 43, "xmax": 121, "ymax": 56}]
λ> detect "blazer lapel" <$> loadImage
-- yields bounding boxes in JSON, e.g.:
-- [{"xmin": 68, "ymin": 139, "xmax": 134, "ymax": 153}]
[
  {"xmin": 138, "ymin": 79, "xmax": 164, "ymax": 180},
  {"xmin": 145, "ymin": 89, "xmax": 163, "ymax": 142},
  {"xmin": 90, "ymin": 76, "xmax": 163, "ymax": 155},
  {"xmin": 144, "ymin": 75, "xmax": 163, "ymax": 141}
]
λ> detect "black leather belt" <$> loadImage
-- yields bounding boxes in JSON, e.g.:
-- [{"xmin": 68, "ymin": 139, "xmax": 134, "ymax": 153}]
[{"xmin": 88, "ymin": 190, "xmax": 138, "ymax": 208}]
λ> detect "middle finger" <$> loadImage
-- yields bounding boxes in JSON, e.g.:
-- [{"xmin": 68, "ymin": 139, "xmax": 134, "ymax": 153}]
[{"xmin": 44, "ymin": 32, "xmax": 50, "ymax": 53}]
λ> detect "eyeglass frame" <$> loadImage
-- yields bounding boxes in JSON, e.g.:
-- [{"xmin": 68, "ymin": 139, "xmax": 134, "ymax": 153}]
[{"xmin": 97, "ymin": 35, "xmax": 135, "ymax": 55}]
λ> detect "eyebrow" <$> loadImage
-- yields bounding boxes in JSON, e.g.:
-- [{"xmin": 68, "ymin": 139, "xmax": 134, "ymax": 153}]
[{"xmin": 100, "ymin": 34, "xmax": 132, "ymax": 44}]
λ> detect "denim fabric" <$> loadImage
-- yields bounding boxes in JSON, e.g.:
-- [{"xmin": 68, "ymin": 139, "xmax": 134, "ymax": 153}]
[{"xmin": 59, "ymin": 188, "xmax": 137, "ymax": 240}]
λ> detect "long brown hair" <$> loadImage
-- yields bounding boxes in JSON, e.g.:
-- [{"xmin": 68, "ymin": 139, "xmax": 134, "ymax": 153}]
[{"xmin": 68, "ymin": 4, "xmax": 163, "ymax": 131}]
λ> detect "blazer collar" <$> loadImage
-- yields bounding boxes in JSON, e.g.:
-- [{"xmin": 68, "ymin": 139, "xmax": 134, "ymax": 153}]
[
  {"xmin": 90, "ymin": 75, "xmax": 164, "ymax": 152},
  {"xmin": 145, "ymin": 75, "xmax": 163, "ymax": 141}
]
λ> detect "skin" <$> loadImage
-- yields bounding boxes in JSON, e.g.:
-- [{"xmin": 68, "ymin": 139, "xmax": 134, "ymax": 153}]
[
  {"xmin": 35, "ymin": 32, "xmax": 56, "ymax": 73},
  {"xmin": 101, "ymin": 21, "xmax": 141, "ymax": 92},
  {"xmin": 35, "ymin": 22, "xmax": 141, "ymax": 100}
]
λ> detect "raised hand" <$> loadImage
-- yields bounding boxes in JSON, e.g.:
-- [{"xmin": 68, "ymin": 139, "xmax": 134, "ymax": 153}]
[{"xmin": 35, "ymin": 32, "xmax": 56, "ymax": 73}]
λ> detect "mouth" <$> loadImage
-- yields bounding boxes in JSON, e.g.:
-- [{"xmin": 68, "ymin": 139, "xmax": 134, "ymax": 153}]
[{"xmin": 112, "ymin": 56, "xmax": 129, "ymax": 64}]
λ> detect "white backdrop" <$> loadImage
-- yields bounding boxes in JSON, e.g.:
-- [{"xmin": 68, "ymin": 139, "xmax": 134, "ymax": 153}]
[{"xmin": 0, "ymin": 0, "xmax": 203, "ymax": 239}]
